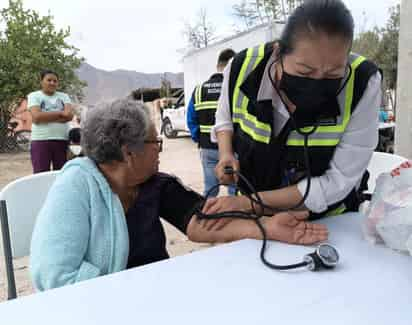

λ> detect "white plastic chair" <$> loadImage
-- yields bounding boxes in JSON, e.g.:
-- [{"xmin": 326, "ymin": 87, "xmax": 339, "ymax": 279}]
[
  {"xmin": 0, "ymin": 171, "xmax": 58, "ymax": 300},
  {"xmin": 367, "ymin": 152, "xmax": 408, "ymax": 193}
]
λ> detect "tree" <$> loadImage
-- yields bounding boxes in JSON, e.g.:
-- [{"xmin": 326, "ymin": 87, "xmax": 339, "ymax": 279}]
[
  {"xmin": 159, "ymin": 74, "xmax": 172, "ymax": 98},
  {"xmin": 182, "ymin": 8, "xmax": 216, "ymax": 50},
  {"xmin": 257, "ymin": 0, "xmax": 281, "ymax": 22},
  {"xmin": 233, "ymin": 1, "xmax": 259, "ymax": 31},
  {"xmin": 352, "ymin": 28, "xmax": 381, "ymax": 63},
  {"xmin": 377, "ymin": 4, "xmax": 400, "ymax": 110},
  {"xmin": 352, "ymin": 4, "xmax": 400, "ymax": 111},
  {"xmin": 0, "ymin": 0, "xmax": 86, "ymax": 144},
  {"xmin": 233, "ymin": 0, "xmax": 303, "ymax": 30}
]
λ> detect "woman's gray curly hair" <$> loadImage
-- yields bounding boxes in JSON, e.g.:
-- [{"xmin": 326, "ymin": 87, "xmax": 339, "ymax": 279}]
[{"xmin": 81, "ymin": 98, "xmax": 150, "ymax": 163}]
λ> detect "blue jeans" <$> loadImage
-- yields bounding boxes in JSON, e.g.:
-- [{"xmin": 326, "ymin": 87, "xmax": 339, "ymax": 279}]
[{"xmin": 200, "ymin": 148, "xmax": 236, "ymax": 197}]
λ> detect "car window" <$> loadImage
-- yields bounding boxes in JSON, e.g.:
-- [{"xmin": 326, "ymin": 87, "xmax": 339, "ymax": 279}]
[{"xmin": 175, "ymin": 93, "xmax": 185, "ymax": 108}]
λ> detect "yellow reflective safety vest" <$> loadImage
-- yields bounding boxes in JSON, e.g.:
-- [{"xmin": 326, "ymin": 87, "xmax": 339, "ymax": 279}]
[
  {"xmin": 228, "ymin": 42, "xmax": 379, "ymax": 218},
  {"xmin": 194, "ymin": 73, "xmax": 223, "ymax": 149}
]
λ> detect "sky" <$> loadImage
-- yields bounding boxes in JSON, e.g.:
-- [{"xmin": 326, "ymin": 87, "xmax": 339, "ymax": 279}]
[{"xmin": 0, "ymin": 0, "xmax": 401, "ymax": 73}]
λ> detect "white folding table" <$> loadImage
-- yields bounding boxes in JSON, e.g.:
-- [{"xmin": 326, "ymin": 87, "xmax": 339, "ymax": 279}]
[{"xmin": 0, "ymin": 212, "xmax": 411, "ymax": 324}]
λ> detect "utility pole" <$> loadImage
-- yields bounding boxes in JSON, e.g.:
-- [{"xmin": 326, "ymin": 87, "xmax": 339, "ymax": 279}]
[{"xmin": 395, "ymin": 0, "xmax": 412, "ymax": 158}]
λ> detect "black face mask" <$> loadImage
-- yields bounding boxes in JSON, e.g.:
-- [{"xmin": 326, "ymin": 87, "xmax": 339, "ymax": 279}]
[{"xmin": 277, "ymin": 62, "xmax": 350, "ymax": 127}]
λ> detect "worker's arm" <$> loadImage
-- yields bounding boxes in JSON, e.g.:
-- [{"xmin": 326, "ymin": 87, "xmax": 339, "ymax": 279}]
[
  {"xmin": 186, "ymin": 90, "xmax": 199, "ymax": 143},
  {"xmin": 215, "ymin": 130, "xmax": 240, "ymax": 184},
  {"xmin": 212, "ymin": 60, "xmax": 239, "ymax": 184},
  {"xmin": 200, "ymin": 186, "xmax": 306, "ymax": 219}
]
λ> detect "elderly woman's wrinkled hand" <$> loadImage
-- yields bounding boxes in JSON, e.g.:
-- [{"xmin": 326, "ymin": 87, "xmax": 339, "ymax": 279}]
[{"xmin": 263, "ymin": 211, "xmax": 329, "ymax": 245}]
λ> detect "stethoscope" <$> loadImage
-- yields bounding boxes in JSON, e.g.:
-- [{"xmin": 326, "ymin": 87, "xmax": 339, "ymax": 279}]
[
  {"xmin": 195, "ymin": 166, "xmax": 339, "ymax": 272},
  {"xmin": 195, "ymin": 56, "xmax": 354, "ymax": 272}
]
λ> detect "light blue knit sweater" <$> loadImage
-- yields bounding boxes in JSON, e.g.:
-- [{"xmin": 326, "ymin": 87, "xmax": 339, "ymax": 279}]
[{"xmin": 30, "ymin": 158, "xmax": 129, "ymax": 291}]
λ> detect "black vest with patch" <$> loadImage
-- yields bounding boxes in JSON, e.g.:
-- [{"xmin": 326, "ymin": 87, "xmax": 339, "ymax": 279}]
[
  {"xmin": 228, "ymin": 43, "xmax": 379, "ymax": 218},
  {"xmin": 195, "ymin": 73, "xmax": 223, "ymax": 149}
]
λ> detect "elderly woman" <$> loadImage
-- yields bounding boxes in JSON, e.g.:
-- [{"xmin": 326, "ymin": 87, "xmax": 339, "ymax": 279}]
[{"xmin": 30, "ymin": 99, "xmax": 327, "ymax": 291}]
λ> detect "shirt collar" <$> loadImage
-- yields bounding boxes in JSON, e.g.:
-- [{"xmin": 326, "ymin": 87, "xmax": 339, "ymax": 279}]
[{"xmin": 239, "ymin": 52, "xmax": 291, "ymax": 135}]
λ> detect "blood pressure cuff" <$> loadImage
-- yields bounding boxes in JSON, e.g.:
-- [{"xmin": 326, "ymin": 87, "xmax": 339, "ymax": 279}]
[{"xmin": 157, "ymin": 173, "xmax": 205, "ymax": 234}]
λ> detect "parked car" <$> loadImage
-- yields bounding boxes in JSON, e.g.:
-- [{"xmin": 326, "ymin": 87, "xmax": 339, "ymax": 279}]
[{"xmin": 161, "ymin": 93, "xmax": 190, "ymax": 138}]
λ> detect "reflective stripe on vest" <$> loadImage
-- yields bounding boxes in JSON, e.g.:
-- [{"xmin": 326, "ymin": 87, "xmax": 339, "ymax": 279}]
[
  {"xmin": 325, "ymin": 203, "xmax": 346, "ymax": 217},
  {"xmin": 232, "ymin": 45, "xmax": 366, "ymax": 145},
  {"xmin": 194, "ymin": 85, "xmax": 219, "ymax": 134},
  {"xmin": 195, "ymin": 85, "xmax": 202, "ymax": 105},
  {"xmin": 232, "ymin": 44, "xmax": 272, "ymax": 144},
  {"xmin": 287, "ymin": 54, "xmax": 366, "ymax": 146},
  {"xmin": 195, "ymin": 102, "xmax": 219, "ymax": 111},
  {"xmin": 194, "ymin": 85, "xmax": 218, "ymax": 111},
  {"xmin": 200, "ymin": 125, "xmax": 213, "ymax": 133}
]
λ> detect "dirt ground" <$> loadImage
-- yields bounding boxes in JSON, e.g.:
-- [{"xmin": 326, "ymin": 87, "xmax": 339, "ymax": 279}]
[{"xmin": 0, "ymin": 135, "xmax": 220, "ymax": 301}]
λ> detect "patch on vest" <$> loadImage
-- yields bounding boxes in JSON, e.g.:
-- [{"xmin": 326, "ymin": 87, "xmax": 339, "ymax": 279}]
[{"xmin": 206, "ymin": 88, "xmax": 221, "ymax": 94}]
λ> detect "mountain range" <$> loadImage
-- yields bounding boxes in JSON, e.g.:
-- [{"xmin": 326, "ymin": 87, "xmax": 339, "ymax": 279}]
[{"xmin": 76, "ymin": 63, "xmax": 184, "ymax": 105}]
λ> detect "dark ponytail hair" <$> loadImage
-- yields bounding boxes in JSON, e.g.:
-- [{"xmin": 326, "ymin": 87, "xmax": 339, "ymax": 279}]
[
  {"xmin": 278, "ymin": 0, "xmax": 354, "ymax": 56},
  {"xmin": 40, "ymin": 69, "xmax": 59, "ymax": 80}
]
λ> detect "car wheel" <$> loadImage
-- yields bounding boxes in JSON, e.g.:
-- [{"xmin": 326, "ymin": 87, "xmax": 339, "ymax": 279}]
[{"xmin": 162, "ymin": 118, "xmax": 178, "ymax": 138}]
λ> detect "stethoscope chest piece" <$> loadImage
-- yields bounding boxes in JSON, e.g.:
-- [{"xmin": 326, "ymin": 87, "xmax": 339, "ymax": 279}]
[{"xmin": 303, "ymin": 243, "xmax": 340, "ymax": 271}]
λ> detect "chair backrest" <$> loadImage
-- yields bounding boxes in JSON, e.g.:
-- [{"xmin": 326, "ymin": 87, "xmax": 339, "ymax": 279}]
[
  {"xmin": 367, "ymin": 152, "xmax": 408, "ymax": 193},
  {"xmin": 0, "ymin": 171, "xmax": 58, "ymax": 258}
]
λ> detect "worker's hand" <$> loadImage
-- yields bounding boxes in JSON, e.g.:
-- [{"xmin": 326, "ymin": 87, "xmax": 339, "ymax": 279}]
[
  {"xmin": 203, "ymin": 196, "xmax": 248, "ymax": 214},
  {"xmin": 199, "ymin": 196, "xmax": 248, "ymax": 231},
  {"xmin": 215, "ymin": 153, "xmax": 240, "ymax": 185},
  {"xmin": 263, "ymin": 211, "xmax": 328, "ymax": 245}
]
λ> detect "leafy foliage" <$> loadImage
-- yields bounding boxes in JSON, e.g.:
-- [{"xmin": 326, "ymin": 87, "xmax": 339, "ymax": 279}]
[
  {"xmin": 352, "ymin": 4, "xmax": 400, "ymax": 109},
  {"xmin": 233, "ymin": 0, "xmax": 304, "ymax": 30},
  {"xmin": 182, "ymin": 8, "xmax": 216, "ymax": 50},
  {"xmin": 0, "ymin": 0, "xmax": 86, "ymax": 132}
]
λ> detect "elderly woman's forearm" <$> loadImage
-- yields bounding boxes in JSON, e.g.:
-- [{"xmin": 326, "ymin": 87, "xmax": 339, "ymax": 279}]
[{"xmin": 187, "ymin": 216, "xmax": 260, "ymax": 243}]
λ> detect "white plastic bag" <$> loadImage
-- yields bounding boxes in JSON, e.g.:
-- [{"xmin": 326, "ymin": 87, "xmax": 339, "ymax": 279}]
[{"xmin": 363, "ymin": 164, "xmax": 412, "ymax": 255}]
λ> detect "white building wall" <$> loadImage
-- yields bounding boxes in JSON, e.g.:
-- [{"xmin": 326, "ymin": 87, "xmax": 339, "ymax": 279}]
[
  {"xmin": 395, "ymin": 0, "xmax": 412, "ymax": 158},
  {"xmin": 183, "ymin": 23, "xmax": 284, "ymax": 103}
]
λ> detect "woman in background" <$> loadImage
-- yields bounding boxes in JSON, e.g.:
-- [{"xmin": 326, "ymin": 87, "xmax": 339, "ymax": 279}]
[{"xmin": 27, "ymin": 70, "xmax": 73, "ymax": 173}]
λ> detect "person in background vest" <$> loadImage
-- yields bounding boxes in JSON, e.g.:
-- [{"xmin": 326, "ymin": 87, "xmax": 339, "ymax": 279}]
[
  {"xmin": 27, "ymin": 70, "xmax": 74, "ymax": 173},
  {"xmin": 203, "ymin": 0, "xmax": 381, "ymax": 220},
  {"xmin": 187, "ymin": 49, "xmax": 237, "ymax": 197}
]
